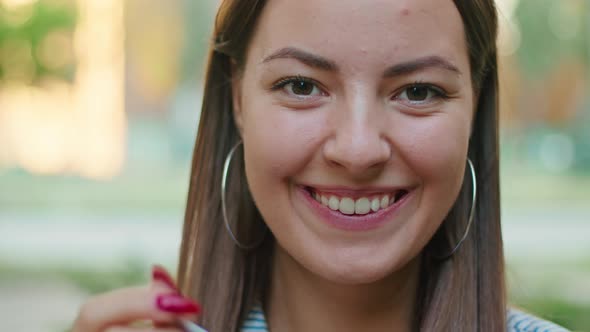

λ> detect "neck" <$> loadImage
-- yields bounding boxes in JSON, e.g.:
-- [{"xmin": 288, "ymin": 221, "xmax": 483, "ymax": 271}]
[{"xmin": 266, "ymin": 246, "xmax": 421, "ymax": 332}]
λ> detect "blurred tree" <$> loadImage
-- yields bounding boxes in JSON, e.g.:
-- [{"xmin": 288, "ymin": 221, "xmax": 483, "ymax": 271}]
[
  {"xmin": 507, "ymin": 0, "xmax": 590, "ymax": 170},
  {"xmin": 124, "ymin": 0, "xmax": 213, "ymax": 107},
  {"xmin": 515, "ymin": 0, "xmax": 588, "ymax": 79},
  {"xmin": 125, "ymin": 0, "xmax": 185, "ymax": 105},
  {"xmin": 179, "ymin": 0, "xmax": 215, "ymax": 83},
  {"xmin": 0, "ymin": 0, "xmax": 77, "ymax": 84}
]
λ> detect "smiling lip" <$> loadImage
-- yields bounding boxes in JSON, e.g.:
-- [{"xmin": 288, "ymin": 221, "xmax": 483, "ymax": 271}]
[{"xmin": 296, "ymin": 185, "xmax": 413, "ymax": 231}]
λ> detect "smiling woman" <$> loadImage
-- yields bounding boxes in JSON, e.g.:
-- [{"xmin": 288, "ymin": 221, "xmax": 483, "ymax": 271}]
[
  {"xmin": 71, "ymin": 0, "xmax": 571, "ymax": 331},
  {"xmin": 187, "ymin": 0, "xmax": 484, "ymax": 330}
]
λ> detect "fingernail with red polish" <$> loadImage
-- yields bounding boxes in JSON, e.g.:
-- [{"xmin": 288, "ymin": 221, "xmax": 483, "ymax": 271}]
[
  {"xmin": 156, "ymin": 294, "xmax": 201, "ymax": 314},
  {"xmin": 152, "ymin": 265, "xmax": 178, "ymax": 291}
]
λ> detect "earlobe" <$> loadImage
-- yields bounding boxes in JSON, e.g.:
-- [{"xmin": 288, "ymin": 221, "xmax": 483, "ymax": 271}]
[{"xmin": 231, "ymin": 60, "xmax": 244, "ymax": 135}]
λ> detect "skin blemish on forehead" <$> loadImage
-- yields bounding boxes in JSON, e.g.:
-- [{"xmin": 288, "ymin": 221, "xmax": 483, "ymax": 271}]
[{"xmin": 401, "ymin": 8, "xmax": 410, "ymax": 16}]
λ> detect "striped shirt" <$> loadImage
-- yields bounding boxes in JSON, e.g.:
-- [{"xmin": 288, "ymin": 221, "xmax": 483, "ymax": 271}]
[{"xmin": 240, "ymin": 305, "xmax": 570, "ymax": 332}]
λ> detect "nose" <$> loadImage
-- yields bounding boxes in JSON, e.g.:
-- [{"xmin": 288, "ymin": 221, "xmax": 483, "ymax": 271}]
[{"xmin": 323, "ymin": 96, "xmax": 391, "ymax": 177}]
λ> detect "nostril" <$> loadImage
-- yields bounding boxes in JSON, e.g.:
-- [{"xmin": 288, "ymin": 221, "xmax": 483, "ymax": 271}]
[{"xmin": 322, "ymin": 134, "xmax": 391, "ymax": 174}]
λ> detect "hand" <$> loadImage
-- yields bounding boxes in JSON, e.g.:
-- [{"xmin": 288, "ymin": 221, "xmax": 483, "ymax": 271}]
[{"xmin": 72, "ymin": 265, "xmax": 200, "ymax": 332}]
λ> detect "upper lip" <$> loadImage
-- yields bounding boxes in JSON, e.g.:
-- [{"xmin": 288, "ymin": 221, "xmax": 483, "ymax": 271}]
[{"xmin": 301, "ymin": 184, "xmax": 410, "ymax": 198}]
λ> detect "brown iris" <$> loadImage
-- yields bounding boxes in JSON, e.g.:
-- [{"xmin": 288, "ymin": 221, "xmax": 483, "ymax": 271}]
[
  {"xmin": 406, "ymin": 86, "xmax": 429, "ymax": 101},
  {"xmin": 291, "ymin": 80, "xmax": 314, "ymax": 95}
]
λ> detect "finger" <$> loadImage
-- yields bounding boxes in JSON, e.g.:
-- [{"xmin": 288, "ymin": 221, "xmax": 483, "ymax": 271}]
[
  {"xmin": 151, "ymin": 266, "xmax": 177, "ymax": 328},
  {"xmin": 74, "ymin": 286, "xmax": 199, "ymax": 332},
  {"xmin": 151, "ymin": 265, "xmax": 179, "ymax": 293},
  {"xmin": 150, "ymin": 266, "xmax": 199, "ymax": 327}
]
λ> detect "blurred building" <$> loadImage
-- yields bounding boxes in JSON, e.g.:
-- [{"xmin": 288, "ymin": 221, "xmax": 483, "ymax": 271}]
[
  {"xmin": 0, "ymin": 0, "xmax": 125, "ymax": 178},
  {"xmin": 0, "ymin": 0, "xmax": 214, "ymax": 179}
]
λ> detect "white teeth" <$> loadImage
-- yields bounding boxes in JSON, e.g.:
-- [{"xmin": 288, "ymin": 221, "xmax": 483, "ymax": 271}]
[
  {"xmin": 328, "ymin": 196, "xmax": 339, "ymax": 210},
  {"xmin": 380, "ymin": 195, "xmax": 389, "ymax": 209},
  {"xmin": 339, "ymin": 197, "xmax": 355, "ymax": 215},
  {"xmin": 310, "ymin": 190, "xmax": 401, "ymax": 215},
  {"xmin": 354, "ymin": 197, "xmax": 370, "ymax": 215},
  {"xmin": 371, "ymin": 198, "xmax": 381, "ymax": 212}
]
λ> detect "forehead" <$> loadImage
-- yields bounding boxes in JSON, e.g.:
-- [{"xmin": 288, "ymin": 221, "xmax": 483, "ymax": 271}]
[{"xmin": 248, "ymin": 0, "xmax": 469, "ymax": 74}]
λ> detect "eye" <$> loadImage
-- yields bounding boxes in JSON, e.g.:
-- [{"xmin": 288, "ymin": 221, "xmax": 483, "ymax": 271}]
[
  {"xmin": 272, "ymin": 76, "xmax": 324, "ymax": 97},
  {"xmin": 395, "ymin": 84, "xmax": 448, "ymax": 104},
  {"xmin": 290, "ymin": 80, "xmax": 315, "ymax": 95}
]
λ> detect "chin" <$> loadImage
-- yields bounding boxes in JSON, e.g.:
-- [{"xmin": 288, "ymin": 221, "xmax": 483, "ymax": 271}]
[
  {"xmin": 323, "ymin": 267, "xmax": 396, "ymax": 285},
  {"xmin": 306, "ymin": 248, "xmax": 416, "ymax": 285}
]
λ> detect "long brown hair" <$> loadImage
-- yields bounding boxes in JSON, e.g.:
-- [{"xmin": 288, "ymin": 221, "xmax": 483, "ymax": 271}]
[{"xmin": 177, "ymin": 1, "xmax": 503, "ymax": 331}]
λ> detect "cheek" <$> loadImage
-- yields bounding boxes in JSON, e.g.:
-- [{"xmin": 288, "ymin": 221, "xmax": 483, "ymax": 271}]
[
  {"xmin": 239, "ymin": 99, "xmax": 328, "ymax": 219},
  {"xmin": 389, "ymin": 113, "xmax": 472, "ymax": 257},
  {"xmin": 241, "ymin": 100, "xmax": 327, "ymax": 180},
  {"xmin": 393, "ymin": 113, "xmax": 471, "ymax": 204},
  {"xmin": 240, "ymin": 104, "xmax": 331, "ymax": 238}
]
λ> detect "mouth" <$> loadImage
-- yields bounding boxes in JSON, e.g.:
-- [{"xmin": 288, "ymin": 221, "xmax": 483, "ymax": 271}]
[
  {"xmin": 303, "ymin": 186, "xmax": 410, "ymax": 216},
  {"xmin": 297, "ymin": 185, "xmax": 412, "ymax": 231}
]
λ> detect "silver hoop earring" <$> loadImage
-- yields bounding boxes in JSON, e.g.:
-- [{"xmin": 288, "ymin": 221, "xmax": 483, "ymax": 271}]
[
  {"xmin": 221, "ymin": 141, "xmax": 267, "ymax": 250},
  {"xmin": 433, "ymin": 158, "xmax": 477, "ymax": 260}
]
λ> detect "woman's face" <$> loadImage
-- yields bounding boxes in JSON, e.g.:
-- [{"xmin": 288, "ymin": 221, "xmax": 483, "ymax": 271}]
[{"xmin": 233, "ymin": 0, "xmax": 474, "ymax": 284}]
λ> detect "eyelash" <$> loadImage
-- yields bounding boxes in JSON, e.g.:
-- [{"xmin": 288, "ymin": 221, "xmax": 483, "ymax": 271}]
[
  {"xmin": 270, "ymin": 76, "xmax": 449, "ymax": 102},
  {"xmin": 270, "ymin": 75, "xmax": 323, "ymax": 92},
  {"xmin": 395, "ymin": 82, "xmax": 450, "ymax": 101}
]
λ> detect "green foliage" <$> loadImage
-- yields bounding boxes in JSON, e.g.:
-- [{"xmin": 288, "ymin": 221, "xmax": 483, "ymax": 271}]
[
  {"xmin": 0, "ymin": 168, "xmax": 188, "ymax": 214},
  {"xmin": 0, "ymin": 1, "xmax": 77, "ymax": 83},
  {"xmin": 0, "ymin": 256, "xmax": 150, "ymax": 293},
  {"xmin": 511, "ymin": 297, "xmax": 590, "ymax": 331},
  {"xmin": 514, "ymin": 0, "xmax": 589, "ymax": 78},
  {"xmin": 62, "ymin": 258, "xmax": 149, "ymax": 294},
  {"xmin": 179, "ymin": 0, "xmax": 215, "ymax": 81}
]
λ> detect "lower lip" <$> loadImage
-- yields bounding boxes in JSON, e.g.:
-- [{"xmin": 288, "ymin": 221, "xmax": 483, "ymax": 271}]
[{"xmin": 296, "ymin": 186, "xmax": 412, "ymax": 231}]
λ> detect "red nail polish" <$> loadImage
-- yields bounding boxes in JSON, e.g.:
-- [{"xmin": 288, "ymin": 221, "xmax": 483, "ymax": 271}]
[
  {"xmin": 152, "ymin": 265, "xmax": 178, "ymax": 291},
  {"xmin": 156, "ymin": 294, "xmax": 201, "ymax": 314}
]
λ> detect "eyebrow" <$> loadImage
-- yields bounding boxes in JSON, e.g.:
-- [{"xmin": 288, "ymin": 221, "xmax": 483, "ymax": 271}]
[
  {"xmin": 382, "ymin": 55, "xmax": 462, "ymax": 78},
  {"xmin": 261, "ymin": 47, "xmax": 461, "ymax": 77},
  {"xmin": 261, "ymin": 47, "xmax": 338, "ymax": 71}
]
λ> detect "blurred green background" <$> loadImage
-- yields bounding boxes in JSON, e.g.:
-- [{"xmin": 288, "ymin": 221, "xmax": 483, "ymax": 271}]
[{"xmin": 0, "ymin": 0, "xmax": 589, "ymax": 331}]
